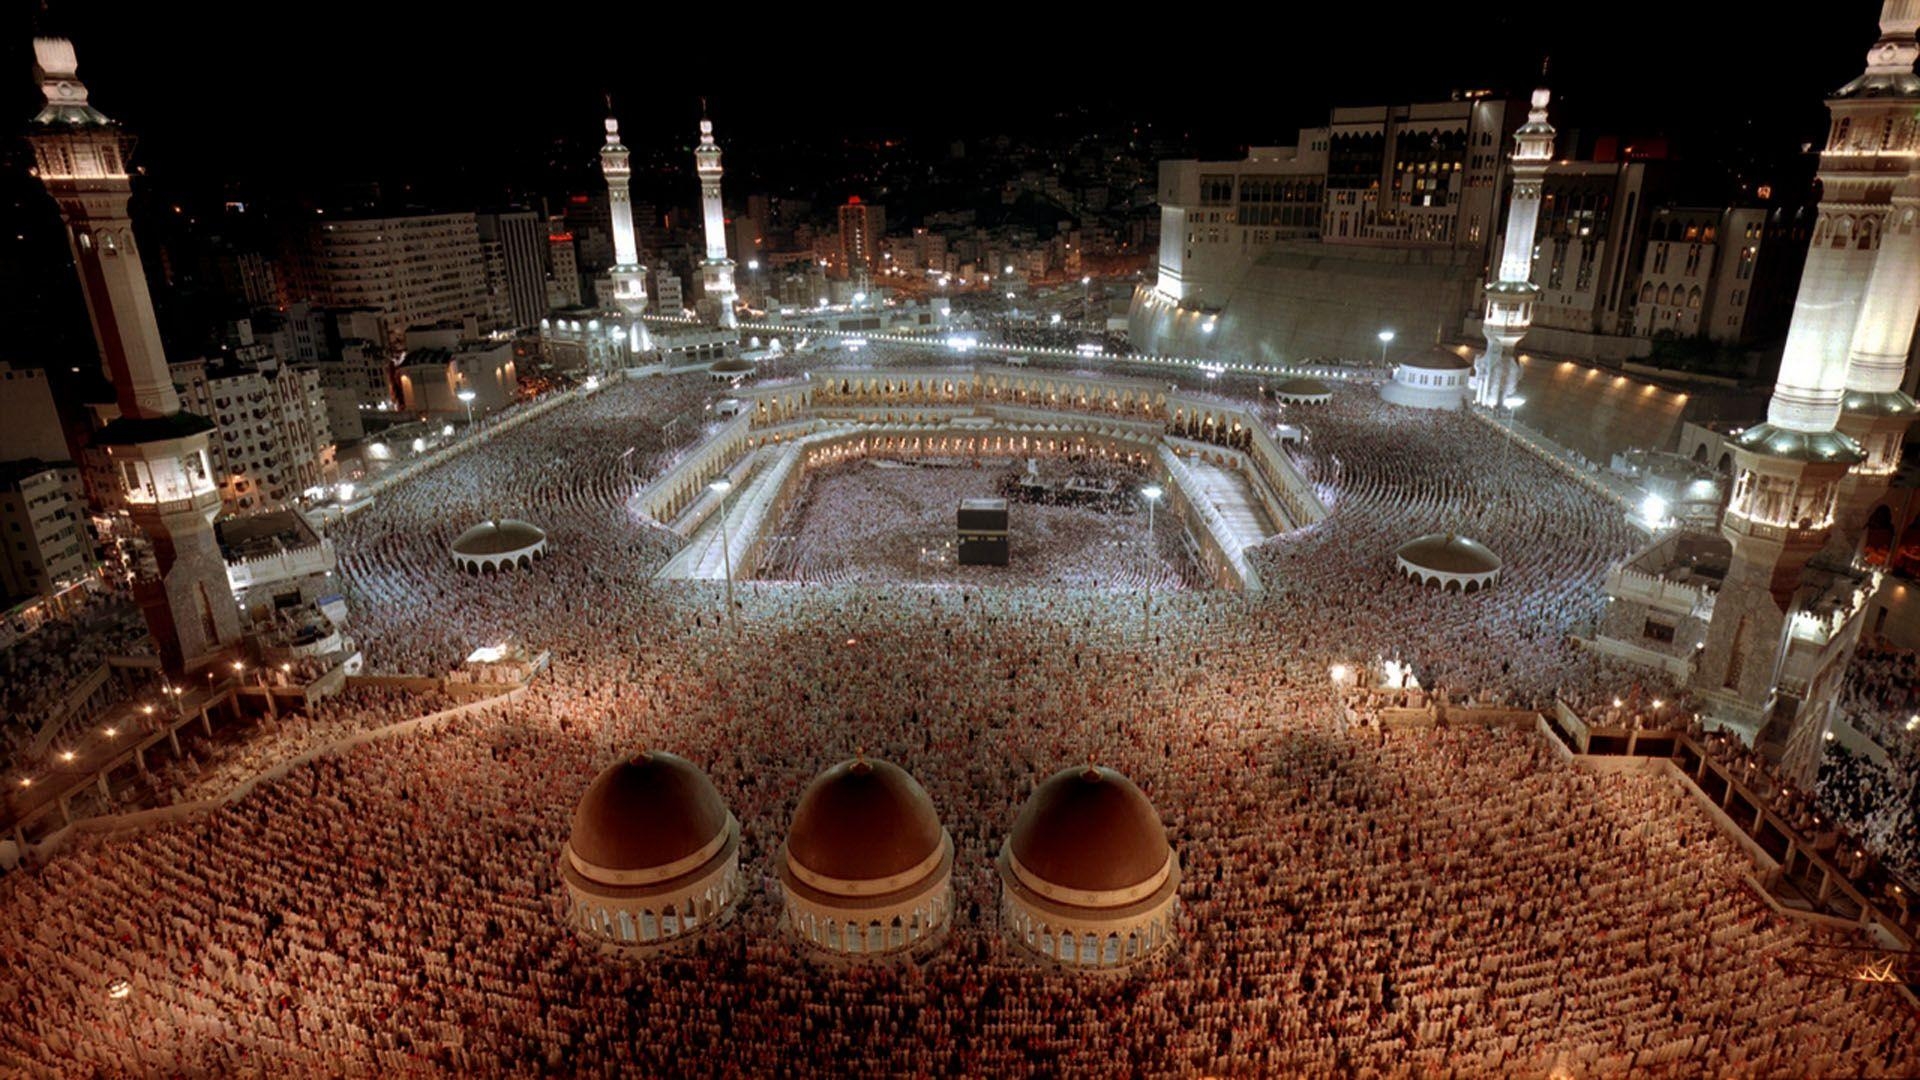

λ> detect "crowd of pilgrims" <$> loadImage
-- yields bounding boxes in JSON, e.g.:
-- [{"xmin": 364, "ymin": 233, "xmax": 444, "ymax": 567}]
[
  {"xmin": 1, "ymin": 600, "xmax": 151, "ymax": 774},
  {"xmin": 771, "ymin": 457, "xmax": 1185, "ymax": 588},
  {"xmin": 0, "ymin": 361, "xmax": 1916, "ymax": 1075}
]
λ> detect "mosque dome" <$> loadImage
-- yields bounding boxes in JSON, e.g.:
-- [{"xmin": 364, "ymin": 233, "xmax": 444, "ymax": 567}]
[
  {"xmin": 1008, "ymin": 766, "xmax": 1172, "ymax": 895},
  {"xmin": 568, "ymin": 751, "xmax": 731, "ymax": 879},
  {"xmin": 1400, "ymin": 347, "xmax": 1474, "ymax": 371},
  {"xmin": 995, "ymin": 765, "xmax": 1182, "ymax": 970},
  {"xmin": 709, "ymin": 357, "xmax": 754, "ymax": 375},
  {"xmin": 451, "ymin": 519, "xmax": 546, "ymax": 556},
  {"xmin": 1397, "ymin": 532, "xmax": 1501, "ymax": 575},
  {"xmin": 1396, "ymin": 532, "xmax": 1502, "ymax": 592},
  {"xmin": 1273, "ymin": 376, "xmax": 1333, "ymax": 404},
  {"xmin": 450, "ymin": 519, "xmax": 548, "ymax": 574},
  {"xmin": 559, "ymin": 750, "xmax": 744, "ymax": 953},
  {"xmin": 778, "ymin": 756, "xmax": 956, "ymax": 958},
  {"xmin": 785, "ymin": 757, "xmax": 945, "ymax": 886}
]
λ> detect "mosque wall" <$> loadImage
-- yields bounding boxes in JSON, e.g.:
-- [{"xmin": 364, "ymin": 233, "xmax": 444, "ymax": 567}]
[
  {"xmin": 1128, "ymin": 244, "xmax": 1482, "ymax": 366},
  {"xmin": 1505, "ymin": 358, "xmax": 1765, "ymax": 464}
]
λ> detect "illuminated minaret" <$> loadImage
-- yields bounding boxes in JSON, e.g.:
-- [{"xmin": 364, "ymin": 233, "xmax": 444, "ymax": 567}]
[
  {"xmin": 1473, "ymin": 87, "xmax": 1554, "ymax": 409},
  {"xmin": 26, "ymin": 38, "xmax": 240, "ymax": 673},
  {"xmin": 1834, "ymin": 2, "xmax": 1920, "ymax": 543},
  {"xmin": 599, "ymin": 110, "xmax": 652, "ymax": 353},
  {"xmin": 695, "ymin": 113, "xmax": 739, "ymax": 329},
  {"xmin": 1693, "ymin": 4, "xmax": 1920, "ymax": 776}
]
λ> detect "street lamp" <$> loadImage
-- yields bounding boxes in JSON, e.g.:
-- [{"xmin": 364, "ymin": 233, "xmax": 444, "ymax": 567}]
[
  {"xmin": 457, "ymin": 388, "xmax": 477, "ymax": 430},
  {"xmin": 710, "ymin": 478, "xmax": 738, "ymax": 634},
  {"xmin": 1141, "ymin": 485, "xmax": 1163, "ymax": 646},
  {"xmin": 1500, "ymin": 394, "xmax": 1526, "ymax": 483},
  {"xmin": 1377, "ymin": 329, "xmax": 1395, "ymax": 366}
]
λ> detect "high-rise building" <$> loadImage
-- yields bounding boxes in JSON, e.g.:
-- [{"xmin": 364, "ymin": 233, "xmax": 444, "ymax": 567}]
[
  {"xmin": 25, "ymin": 37, "xmax": 241, "ymax": 673},
  {"xmin": 547, "ymin": 224, "xmax": 583, "ymax": 310},
  {"xmin": 0, "ymin": 362, "xmax": 72, "ymax": 463},
  {"xmin": 1475, "ymin": 88, "xmax": 1555, "ymax": 408},
  {"xmin": 0, "ymin": 459, "xmax": 93, "ymax": 606},
  {"xmin": 170, "ymin": 353, "xmax": 335, "ymax": 513},
  {"xmin": 476, "ymin": 209, "xmax": 548, "ymax": 328},
  {"xmin": 695, "ymin": 116, "xmax": 738, "ymax": 328},
  {"xmin": 837, "ymin": 197, "xmax": 883, "ymax": 276},
  {"xmin": 652, "ymin": 267, "xmax": 683, "ymax": 317},
  {"xmin": 288, "ymin": 212, "xmax": 492, "ymax": 352}
]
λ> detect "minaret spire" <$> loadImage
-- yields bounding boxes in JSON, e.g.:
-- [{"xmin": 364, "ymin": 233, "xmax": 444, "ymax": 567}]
[
  {"xmin": 1690, "ymin": 4, "xmax": 1918, "ymax": 783},
  {"xmin": 26, "ymin": 37, "xmax": 241, "ymax": 673},
  {"xmin": 598, "ymin": 105, "xmax": 652, "ymax": 355},
  {"xmin": 695, "ymin": 108, "xmax": 739, "ymax": 329},
  {"xmin": 1472, "ymin": 85, "xmax": 1554, "ymax": 409}
]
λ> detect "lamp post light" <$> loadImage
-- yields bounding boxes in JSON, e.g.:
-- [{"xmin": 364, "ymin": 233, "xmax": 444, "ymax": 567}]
[
  {"xmin": 1500, "ymin": 395, "xmax": 1526, "ymax": 485},
  {"xmin": 710, "ymin": 478, "xmax": 738, "ymax": 634},
  {"xmin": 457, "ymin": 388, "xmax": 477, "ymax": 430},
  {"xmin": 1141, "ymin": 484, "xmax": 1163, "ymax": 646},
  {"xmin": 1377, "ymin": 329, "xmax": 1395, "ymax": 366}
]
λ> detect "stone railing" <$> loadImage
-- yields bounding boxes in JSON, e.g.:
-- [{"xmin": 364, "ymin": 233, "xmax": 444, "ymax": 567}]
[{"xmin": 10, "ymin": 686, "xmax": 528, "ymax": 869}]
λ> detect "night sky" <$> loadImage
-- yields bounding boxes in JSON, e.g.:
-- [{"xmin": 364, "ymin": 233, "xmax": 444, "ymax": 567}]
[
  {"xmin": 0, "ymin": 1, "xmax": 1878, "ymax": 200},
  {"xmin": 0, "ymin": 0, "xmax": 1888, "ymax": 371}
]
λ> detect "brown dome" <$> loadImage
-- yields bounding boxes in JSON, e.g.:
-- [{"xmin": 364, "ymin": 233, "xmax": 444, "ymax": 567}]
[
  {"xmin": 1010, "ymin": 766, "xmax": 1171, "ymax": 894},
  {"xmin": 786, "ymin": 758, "xmax": 944, "ymax": 883},
  {"xmin": 569, "ymin": 751, "xmax": 730, "ymax": 873}
]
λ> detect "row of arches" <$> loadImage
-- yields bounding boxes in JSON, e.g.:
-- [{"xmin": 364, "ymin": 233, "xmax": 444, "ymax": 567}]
[
  {"xmin": 452, "ymin": 547, "xmax": 546, "ymax": 575},
  {"xmin": 1001, "ymin": 900, "xmax": 1174, "ymax": 969},
  {"xmin": 1813, "ymin": 212, "xmax": 1880, "ymax": 252},
  {"xmin": 1639, "ymin": 282, "xmax": 1704, "ymax": 309},
  {"xmin": 805, "ymin": 371, "xmax": 1172, "ymax": 422},
  {"xmin": 572, "ymin": 872, "xmax": 737, "ymax": 948},
  {"xmin": 787, "ymin": 897, "xmax": 947, "ymax": 956},
  {"xmin": 799, "ymin": 432, "xmax": 1156, "ymax": 471},
  {"xmin": 647, "ymin": 429, "xmax": 749, "ymax": 526},
  {"xmin": 1396, "ymin": 563, "xmax": 1497, "ymax": 593}
]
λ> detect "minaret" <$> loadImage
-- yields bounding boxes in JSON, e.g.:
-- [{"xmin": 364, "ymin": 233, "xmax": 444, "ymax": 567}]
[
  {"xmin": 26, "ymin": 38, "xmax": 240, "ymax": 674},
  {"xmin": 695, "ymin": 112, "xmax": 739, "ymax": 329},
  {"xmin": 599, "ymin": 110, "xmax": 652, "ymax": 354},
  {"xmin": 1692, "ymin": 4, "xmax": 1920, "ymax": 776},
  {"xmin": 1474, "ymin": 87, "xmax": 1554, "ymax": 409},
  {"xmin": 1833, "ymin": 1, "xmax": 1920, "ymax": 542}
]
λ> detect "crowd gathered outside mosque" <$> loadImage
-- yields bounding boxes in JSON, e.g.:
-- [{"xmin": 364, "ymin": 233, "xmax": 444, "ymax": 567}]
[{"xmin": 0, "ymin": 355, "xmax": 1915, "ymax": 1076}]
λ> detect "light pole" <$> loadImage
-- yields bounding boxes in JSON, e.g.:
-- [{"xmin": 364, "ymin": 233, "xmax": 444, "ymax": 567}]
[
  {"xmin": 1141, "ymin": 484, "xmax": 1163, "ymax": 647},
  {"xmin": 710, "ymin": 478, "xmax": 738, "ymax": 634},
  {"xmin": 1500, "ymin": 395, "xmax": 1526, "ymax": 488},
  {"xmin": 457, "ymin": 388, "xmax": 476, "ymax": 430},
  {"xmin": 1377, "ymin": 329, "xmax": 1395, "ymax": 367}
]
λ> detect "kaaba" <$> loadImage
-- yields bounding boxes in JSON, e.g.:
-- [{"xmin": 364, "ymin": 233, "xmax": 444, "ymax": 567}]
[{"xmin": 957, "ymin": 497, "xmax": 1010, "ymax": 566}]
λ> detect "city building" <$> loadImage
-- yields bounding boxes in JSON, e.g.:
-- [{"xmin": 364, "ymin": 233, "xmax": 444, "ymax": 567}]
[
  {"xmin": 837, "ymin": 197, "xmax": 883, "ymax": 277},
  {"xmin": 286, "ymin": 211, "xmax": 493, "ymax": 352},
  {"xmin": 170, "ymin": 355, "xmax": 335, "ymax": 513},
  {"xmin": 0, "ymin": 362, "xmax": 73, "ymax": 463},
  {"xmin": 0, "ymin": 459, "xmax": 93, "ymax": 605},
  {"xmin": 395, "ymin": 323, "xmax": 519, "ymax": 418},
  {"xmin": 476, "ymin": 209, "xmax": 549, "ymax": 328}
]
